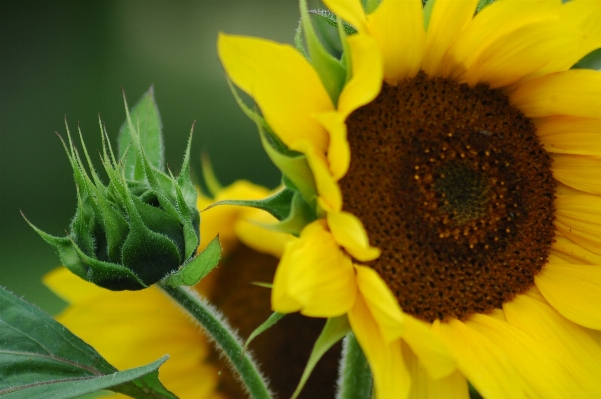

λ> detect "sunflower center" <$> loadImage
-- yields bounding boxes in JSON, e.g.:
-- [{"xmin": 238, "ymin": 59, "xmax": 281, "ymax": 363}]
[{"xmin": 339, "ymin": 72, "xmax": 556, "ymax": 322}]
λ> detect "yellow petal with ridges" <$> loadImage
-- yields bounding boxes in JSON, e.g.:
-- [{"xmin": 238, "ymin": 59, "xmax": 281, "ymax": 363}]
[
  {"xmin": 235, "ymin": 215, "xmax": 291, "ymax": 259},
  {"xmin": 271, "ymin": 220, "xmax": 356, "ymax": 317},
  {"xmin": 529, "ymin": 0, "xmax": 601, "ymax": 78},
  {"xmin": 536, "ymin": 116, "xmax": 601, "ymax": 157},
  {"xmin": 445, "ymin": 0, "xmax": 559, "ymax": 79},
  {"xmin": 402, "ymin": 344, "xmax": 468, "ymax": 399},
  {"xmin": 402, "ymin": 314, "xmax": 456, "ymax": 380},
  {"xmin": 337, "ymin": 33, "xmax": 383, "ymax": 118},
  {"xmin": 551, "ymin": 154, "xmax": 601, "ymax": 195},
  {"xmin": 423, "ymin": 0, "xmax": 479, "ymax": 77},
  {"xmin": 504, "ymin": 294, "xmax": 601, "ymax": 398},
  {"xmin": 550, "ymin": 235, "xmax": 601, "ymax": 265},
  {"xmin": 367, "ymin": 0, "xmax": 425, "ymax": 84},
  {"xmin": 328, "ymin": 212, "xmax": 381, "ymax": 262},
  {"xmin": 465, "ymin": 23, "xmax": 575, "ymax": 88},
  {"xmin": 323, "ymin": 0, "xmax": 368, "ymax": 33},
  {"xmin": 354, "ymin": 265, "xmax": 404, "ymax": 342},
  {"xmin": 218, "ymin": 34, "xmax": 332, "ymax": 153},
  {"xmin": 467, "ymin": 313, "xmax": 573, "ymax": 399},
  {"xmin": 432, "ymin": 318, "xmax": 523, "ymax": 399},
  {"xmin": 510, "ymin": 69, "xmax": 601, "ymax": 119},
  {"xmin": 554, "ymin": 194, "xmax": 601, "ymax": 256},
  {"xmin": 348, "ymin": 294, "xmax": 410, "ymax": 399},
  {"xmin": 294, "ymin": 140, "xmax": 342, "ymax": 213},
  {"xmin": 536, "ymin": 263, "xmax": 601, "ymax": 329}
]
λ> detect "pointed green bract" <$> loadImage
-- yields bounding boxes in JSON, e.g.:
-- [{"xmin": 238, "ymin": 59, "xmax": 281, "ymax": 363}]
[
  {"xmin": 300, "ymin": 0, "xmax": 346, "ymax": 105},
  {"xmin": 25, "ymin": 88, "xmax": 217, "ymax": 290},
  {"xmin": 309, "ymin": 9, "xmax": 358, "ymax": 36},
  {"xmin": 163, "ymin": 236, "xmax": 222, "ymax": 287},
  {"xmin": 336, "ymin": 333, "xmax": 372, "ymax": 399},
  {"xmin": 244, "ymin": 312, "xmax": 286, "ymax": 351},
  {"xmin": 0, "ymin": 286, "xmax": 176, "ymax": 399},
  {"xmin": 119, "ymin": 87, "xmax": 164, "ymax": 179},
  {"xmin": 291, "ymin": 316, "xmax": 351, "ymax": 399}
]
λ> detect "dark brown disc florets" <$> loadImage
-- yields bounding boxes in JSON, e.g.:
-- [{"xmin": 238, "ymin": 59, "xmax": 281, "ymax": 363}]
[{"xmin": 339, "ymin": 72, "xmax": 556, "ymax": 322}]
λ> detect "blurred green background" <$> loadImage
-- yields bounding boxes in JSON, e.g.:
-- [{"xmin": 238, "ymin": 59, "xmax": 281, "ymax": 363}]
[{"xmin": 0, "ymin": 0, "xmax": 305, "ymax": 314}]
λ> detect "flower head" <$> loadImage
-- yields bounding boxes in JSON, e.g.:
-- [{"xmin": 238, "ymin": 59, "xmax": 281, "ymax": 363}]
[
  {"xmin": 27, "ymin": 89, "xmax": 207, "ymax": 290},
  {"xmin": 219, "ymin": 0, "xmax": 601, "ymax": 397}
]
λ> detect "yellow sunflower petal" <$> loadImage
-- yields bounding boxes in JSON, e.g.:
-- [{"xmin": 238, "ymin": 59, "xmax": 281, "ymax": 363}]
[
  {"xmin": 217, "ymin": 34, "xmax": 333, "ymax": 152},
  {"xmin": 271, "ymin": 220, "xmax": 356, "ymax": 317},
  {"xmin": 432, "ymin": 318, "xmax": 523, "ymax": 399},
  {"xmin": 535, "ymin": 263, "xmax": 601, "ymax": 329},
  {"xmin": 536, "ymin": 116, "xmax": 601, "ymax": 157},
  {"xmin": 44, "ymin": 266, "xmax": 105, "ymax": 303},
  {"xmin": 510, "ymin": 69, "xmax": 601, "ymax": 119},
  {"xmin": 48, "ymin": 273, "xmax": 218, "ymax": 399},
  {"xmin": 423, "ymin": 0, "xmax": 479, "ymax": 77},
  {"xmin": 465, "ymin": 23, "xmax": 576, "ymax": 88},
  {"xmin": 402, "ymin": 343, "xmax": 468, "ymax": 399},
  {"xmin": 315, "ymin": 111, "xmax": 350, "ymax": 180},
  {"xmin": 234, "ymin": 216, "xmax": 290, "ymax": 259},
  {"xmin": 294, "ymin": 140, "xmax": 343, "ymax": 213},
  {"xmin": 551, "ymin": 154, "xmax": 601, "ymax": 195},
  {"xmin": 322, "ymin": 0, "xmax": 368, "ymax": 33},
  {"xmin": 446, "ymin": 0, "xmax": 560, "ymax": 80},
  {"xmin": 467, "ymin": 313, "xmax": 574, "ymax": 399},
  {"xmin": 554, "ymin": 194, "xmax": 601, "ymax": 256},
  {"xmin": 354, "ymin": 265, "xmax": 404, "ymax": 342},
  {"xmin": 328, "ymin": 212, "xmax": 381, "ymax": 262},
  {"xmin": 530, "ymin": 0, "xmax": 601, "ymax": 78},
  {"xmin": 402, "ymin": 314, "xmax": 456, "ymax": 380},
  {"xmin": 199, "ymin": 180, "xmax": 272, "ymax": 252},
  {"xmin": 504, "ymin": 293, "xmax": 601, "ymax": 397},
  {"xmin": 551, "ymin": 234, "xmax": 601, "ymax": 265},
  {"xmin": 348, "ymin": 294, "xmax": 410, "ymax": 399},
  {"xmin": 366, "ymin": 0, "xmax": 425, "ymax": 83},
  {"xmin": 337, "ymin": 33, "xmax": 383, "ymax": 118}
]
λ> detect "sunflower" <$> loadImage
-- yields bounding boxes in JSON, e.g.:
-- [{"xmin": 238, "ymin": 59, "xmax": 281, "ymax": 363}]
[
  {"xmin": 44, "ymin": 181, "xmax": 339, "ymax": 398},
  {"xmin": 218, "ymin": 0, "xmax": 601, "ymax": 397}
]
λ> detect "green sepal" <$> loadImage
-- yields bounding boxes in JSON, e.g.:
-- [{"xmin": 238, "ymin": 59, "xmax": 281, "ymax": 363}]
[
  {"xmin": 291, "ymin": 315, "xmax": 351, "ymax": 399},
  {"xmin": 423, "ymin": 0, "xmax": 436, "ymax": 30},
  {"xmin": 476, "ymin": 0, "xmax": 495, "ymax": 12},
  {"xmin": 300, "ymin": 0, "xmax": 346, "ymax": 105},
  {"xmin": 244, "ymin": 312, "xmax": 286, "ymax": 351},
  {"xmin": 168, "ymin": 167, "xmax": 200, "ymax": 261},
  {"xmin": 163, "ymin": 236, "xmax": 221, "ymax": 287},
  {"xmin": 336, "ymin": 333, "xmax": 372, "ymax": 399},
  {"xmin": 207, "ymin": 187, "xmax": 295, "ymax": 221},
  {"xmin": 256, "ymin": 190, "xmax": 316, "ymax": 237},
  {"xmin": 259, "ymin": 126, "xmax": 317, "ymax": 206},
  {"xmin": 119, "ymin": 87, "xmax": 165, "ymax": 179},
  {"xmin": 309, "ymin": 9, "xmax": 358, "ymax": 36},
  {"xmin": 362, "ymin": 0, "xmax": 381, "ymax": 14},
  {"xmin": 21, "ymin": 213, "xmax": 88, "ymax": 279},
  {"xmin": 294, "ymin": 20, "xmax": 309, "ymax": 59}
]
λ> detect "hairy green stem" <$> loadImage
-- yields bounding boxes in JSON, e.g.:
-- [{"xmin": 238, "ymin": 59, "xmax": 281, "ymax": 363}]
[
  {"xmin": 158, "ymin": 283, "xmax": 272, "ymax": 399},
  {"xmin": 336, "ymin": 333, "xmax": 372, "ymax": 399}
]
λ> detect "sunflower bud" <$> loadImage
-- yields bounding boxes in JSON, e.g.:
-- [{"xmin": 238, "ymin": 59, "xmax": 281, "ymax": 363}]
[{"xmin": 24, "ymin": 89, "xmax": 217, "ymax": 290}]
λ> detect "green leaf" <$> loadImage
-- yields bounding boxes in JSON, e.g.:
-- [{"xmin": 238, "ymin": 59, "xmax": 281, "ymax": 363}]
[
  {"xmin": 0, "ymin": 285, "xmax": 176, "ymax": 399},
  {"xmin": 206, "ymin": 187, "xmax": 295, "ymax": 221},
  {"xmin": 244, "ymin": 312, "xmax": 286, "ymax": 351},
  {"xmin": 291, "ymin": 315, "xmax": 351, "ymax": 399},
  {"xmin": 308, "ymin": 9, "xmax": 358, "ymax": 36},
  {"xmin": 163, "ymin": 236, "xmax": 222, "ymax": 287},
  {"xmin": 119, "ymin": 87, "xmax": 165, "ymax": 180}
]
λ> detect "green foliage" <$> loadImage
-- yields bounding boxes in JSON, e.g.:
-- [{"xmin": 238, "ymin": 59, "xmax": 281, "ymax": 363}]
[
  {"xmin": 336, "ymin": 333, "xmax": 372, "ymax": 399},
  {"xmin": 24, "ymin": 89, "xmax": 218, "ymax": 290},
  {"xmin": 244, "ymin": 312, "xmax": 286, "ymax": 351},
  {"xmin": 0, "ymin": 285, "xmax": 176, "ymax": 399}
]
